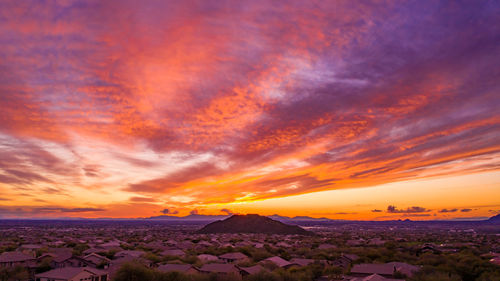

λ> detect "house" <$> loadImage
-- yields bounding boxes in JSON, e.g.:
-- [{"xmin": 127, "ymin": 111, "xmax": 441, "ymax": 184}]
[
  {"xmin": 0, "ymin": 251, "xmax": 36, "ymax": 268},
  {"xmin": 238, "ymin": 264, "xmax": 266, "ymax": 276},
  {"xmin": 161, "ymin": 249, "xmax": 185, "ymax": 257},
  {"xmin": 262, "ymin": 256, "xmax": 298, "ymax": 269},
  {"xmin": 38, "ymin": 253, "xmax": 58, "ymax": 262},
  {"xmin": 219, "ymin": 252, "xmax": 249, "ymax": 263},
  {"xmin": 254, "ymin": 243, "xmax": 264, "ymax": 249},
  {"xmin": 276, "ymin": 242, "xmax": 292, "ymax": 248},
  {"xmin": 417, "ymin": 243, "xmax": 441, "ymax": 255},
  {"xmin": 347, "ymin": 239, "xmax": 365, "ymax": 246},
  {"xmin": 83, "ymin": 253, "xmax": 110, "ymax": 268},
  {"xmin": 290, "ymin": 258, "xmax": 314, "ymax": 266},
  {"xmin": 83, "ymin": 248, "xmax": 102, "ymax": 255},
  {"xmin": 165, "ymin": 239, "xmax": 177, "ymax": 246},
  {"xmin": 51, "ymin": 253, "xmax": 96, "ymax": 268},
  {"xmin": 368, "ymin": 238, "xmax": 386, "ymax": 246},
  {"xmin": 385, "ymin": 262, "xmax": 420, "ymax": 278},
  {"xmin": 318, "ymin": 243, "xmax": 336, "ymax": 250},
  {"xmin": 18, "ymin": 244, "xmax": 43, "ymax": 255},
  {"xmin": 98, "ymin": 241, "xmax": 122, "ymax": 250},
  {"xmin": 35, "ymin": 267, "xmax": 108, "ymax": 281},
  {"xmin": 197, "ymin": 254, "xmax": 220, "ymax": 263},
  {"xmin": 196, "ymin": 241, "xmax": 213, "ymax": 248},
  {"xmin": 350, "ymin": 273, "xmax": 405, "ymax": 281},
  {"xmin": 350, "ymin": 264, "xmax": 394, "ymax": 278},
  {"xmin": 114, "ymin": 250, "xmax": 145, "ymax": 259},
  {"xmin": 331, "ymin": 253, "xmax": 359, "ymax": 269},
  {"xmin": 350, "ymin": 262, "xmax": 420, "ymax": 278},
  {"xmin": 199, "ymin": 263, "xmax": 241, "ymax": 278},
  {"xmin": 157, "ymin": 264, "xmax": 199, "ymax": 274},
  {"xmin": 177, "ymin": 241, "xmax": 195, "ymax": 250}
]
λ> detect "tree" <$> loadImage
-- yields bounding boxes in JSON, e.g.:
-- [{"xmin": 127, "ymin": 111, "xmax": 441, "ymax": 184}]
[
  {"xmin": 72, "ymin": 243, "xmax": 90, "ymax": 256},
  {"xmin": 245, "ymin": 271, "xmax": 281, "ymax": 281},
  {"xmin": 36, "ymin": 257, "xmax": 53, "ymax": 273},
  {"xmin": 0, "ymin": 266, "xmax": 29, "ymax": 281},
  {"xmin": 113, "ymin": 262, "xmax": 155, "ymax": 281}
]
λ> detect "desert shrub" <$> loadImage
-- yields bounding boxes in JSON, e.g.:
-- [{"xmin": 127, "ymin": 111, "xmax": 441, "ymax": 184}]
[
  {"xmin": 144, "ymin": 252, "xmax": 162, "ymax": 263},
  {"xmin": 36, "ymin": 257, "xmax": 53, "ymax": 273},
  {"xmin": 97, "ymin": 249, "xmax": 117, "ymax": 259},
  {"xmin": 181, "ymin": 255, "xmax": 200, "ymax": 265},
  {"xmin": 0, "ymin": 265, "xmax": 29, "ymax": 281},
  {"xmin": 72, "ymin": 243, "xmax": 90, "ymax": 256},
  {"xmin": 113, "ymin": 262, "xmax": 155, "ymax": 281},
  {"xmin": 323, "ymin": 265, "xmax": 343, "ymax": 279},
  {"xmin": 410, "ymin": 270, "xmax": 461, "ymax": 281},
  {"xmin": 244, "ymin": 271, "xmax": 281, "ymax": 281},
  {"xmin": 476, "ymin": 270, "xmax": 500, "ymax": 281}
]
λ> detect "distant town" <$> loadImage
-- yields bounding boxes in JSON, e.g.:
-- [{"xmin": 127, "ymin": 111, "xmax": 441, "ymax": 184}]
[{"xmin": 0, "ymin": 214, "xmax": 499, "ymax": 281}]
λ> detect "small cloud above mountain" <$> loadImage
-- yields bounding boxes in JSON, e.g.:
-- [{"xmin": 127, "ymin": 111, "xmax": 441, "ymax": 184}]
[
  {"xmin": 387, "ymin": 205, "xmax": 430, "ymax": 213},
  {"xmin": 438, "ymin": 208, "xmax": 458, "ymax": 213},
  {"xmin": 160, "ymin": 208, "xmax": 178, "ymax": 215},
  {"xmin": 220, "ymin": 208, "xmax": 233, "ymax": 215}
]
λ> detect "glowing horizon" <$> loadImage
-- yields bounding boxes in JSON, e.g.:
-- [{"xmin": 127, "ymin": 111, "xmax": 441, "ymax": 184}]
[{"xmin": 0, "ymin": 0, "xmax": 499, "ymax": 220}]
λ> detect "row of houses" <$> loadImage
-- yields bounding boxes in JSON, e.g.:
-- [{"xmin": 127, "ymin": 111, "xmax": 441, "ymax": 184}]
[
  {"xmin": 349, "ymin": 262, "xmax": 420, "ymax": 279},
  {"xmin": 35, "ymin": 267, "xmax": 108, "ymax": 281}
]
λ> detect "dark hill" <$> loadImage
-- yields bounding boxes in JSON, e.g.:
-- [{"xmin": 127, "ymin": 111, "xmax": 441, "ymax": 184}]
[
  {"xmin": 487, "ymin": 214, "xmax": 500, "ymax": 223},
  {"xmin": 196, "ymin": 214, "xmax": 314, "ymax": 235}
]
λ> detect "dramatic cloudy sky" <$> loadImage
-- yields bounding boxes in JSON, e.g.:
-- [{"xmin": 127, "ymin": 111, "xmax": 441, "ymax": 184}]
[{"xmin": 0, "ymin": 0, "xmax": 499, "ymax": 219}]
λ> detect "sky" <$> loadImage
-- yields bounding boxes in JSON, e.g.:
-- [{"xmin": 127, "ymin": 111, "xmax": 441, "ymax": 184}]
[{"xmin": 0, "ymin": 0, "xmax": 499, "ymax": 220}]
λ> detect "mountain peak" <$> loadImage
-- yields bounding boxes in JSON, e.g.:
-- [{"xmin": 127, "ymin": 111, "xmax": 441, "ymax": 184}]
[{"xmin": 196, "ymin": 214, "xmax": 314, "ymax": 235}]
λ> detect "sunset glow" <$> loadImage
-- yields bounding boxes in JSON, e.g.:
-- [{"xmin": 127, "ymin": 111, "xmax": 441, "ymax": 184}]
[{"xmin": 0, "ymin": 0, "xmax": 499, "ymax": 220}]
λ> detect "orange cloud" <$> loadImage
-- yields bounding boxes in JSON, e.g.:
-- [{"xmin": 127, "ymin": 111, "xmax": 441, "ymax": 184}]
[{"xmin": 0, "ymin": 0, "xmax": 498, "ymax": 219}]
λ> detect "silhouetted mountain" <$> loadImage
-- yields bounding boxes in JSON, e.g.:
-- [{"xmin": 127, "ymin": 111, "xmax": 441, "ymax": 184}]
[
  {"xmin": 267, "ymin": 214, "xmax": 292, "ymax": 221},
  {"xmin": 292, "ymin": 216, "xmax": 331, "ymax": 221},
  {"xmin": 196, "ymin": 214, "xmax": 314, "ymax": 235},
  {"xmin": 487, "ymin": 214, "xmax": 500, "ymax": 223}
]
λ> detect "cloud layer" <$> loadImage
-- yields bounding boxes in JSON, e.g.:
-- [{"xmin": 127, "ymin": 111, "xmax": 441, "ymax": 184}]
[{"xmin": 0, "ymin": 0, "xmax": 499, "ymax": 217}]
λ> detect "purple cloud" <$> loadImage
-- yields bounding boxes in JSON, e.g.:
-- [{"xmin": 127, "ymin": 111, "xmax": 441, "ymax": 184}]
[
  {"xmin": 387, "ymin": 205, "xmax": 430, "ymax": 213},
  {"xmin": 160, "ymin": 208, "xmax": 179, "ymax": 215},
  {"xmin": 220, "ymin": 208, "xmax": 233, "ymax": 215},
  {"xmin": 439, "ymin": 208, "xmax": 458, "ymax": 213}
]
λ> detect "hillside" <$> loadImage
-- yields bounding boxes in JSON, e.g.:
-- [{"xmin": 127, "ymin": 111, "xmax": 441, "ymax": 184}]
[
  {"xmin": 196, "ymin": 214, "xmax": 314, "ymax": 235},
  {"xmin": 487, "ymin": 214, "xmax": 500, "ymax": 223}
]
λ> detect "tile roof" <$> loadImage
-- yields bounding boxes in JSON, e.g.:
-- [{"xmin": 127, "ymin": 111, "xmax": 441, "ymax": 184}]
[
  {"xmin": 238, "ymin": 264, "xmax": 265, "ymax": 275},
  {"xmin": 158, "ymin": 264, "xmax": 197, "ymax": 273},
  {"xmin": 35, "ymin": 267, "xmax": 107, "ymax": 280},
  {"xmin": 263, "ymin": 256, "xmax": 292, "ymax": 267},
  {"xmin": 200, "ymin": 263, "xmax": 239, "ymax": 274},
  {"xmin": 0, "ymin": 251, "xmax": 35, "ymax": 263},
  {"xmin": 351, "ymin": 264, "xmax": 395, "ymax": 275},
  {"xmin": 350, "ymin": 273, "xmax": 405, "ymax": 281},
  {"xmin": 219, "ymin": 252, "xmax": 248, "ymax": 260},
  {"xmin": 290, "ymin": 258, "xmax": 314, "ymax": 266}
]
